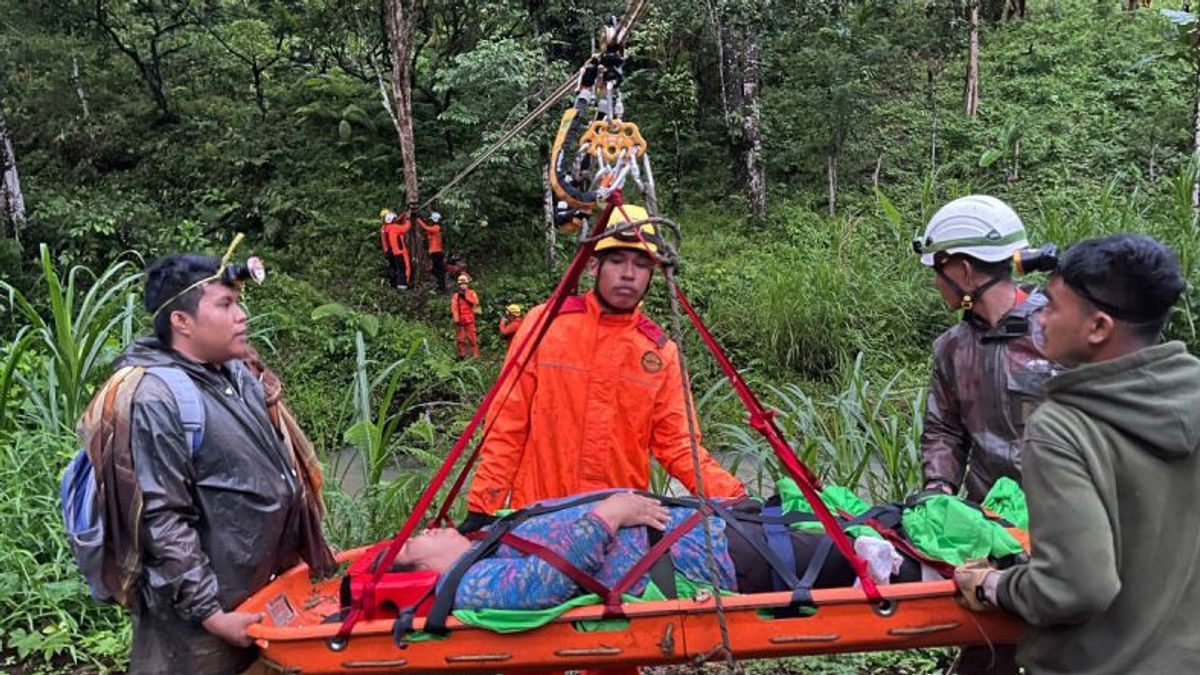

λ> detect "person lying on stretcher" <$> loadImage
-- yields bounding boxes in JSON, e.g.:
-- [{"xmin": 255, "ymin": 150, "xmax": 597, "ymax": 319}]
[{"xmin": 392, "ymin": 489, "xmax": 1025, "ymax": 611}]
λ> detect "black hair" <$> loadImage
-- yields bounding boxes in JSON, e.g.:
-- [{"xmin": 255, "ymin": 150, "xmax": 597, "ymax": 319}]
[
  {"xmin": 1058, "ymin": 233, "xmax": 1186, "ymax": 342},
  {"xmin": 143, "ymin": 253, "xmax": 223, "ymax": 346}
]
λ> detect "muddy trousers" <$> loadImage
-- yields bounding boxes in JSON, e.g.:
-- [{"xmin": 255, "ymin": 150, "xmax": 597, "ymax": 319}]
[{"xmin": 455, "ymin": 322, "xmax": 479, "ymax": 358}]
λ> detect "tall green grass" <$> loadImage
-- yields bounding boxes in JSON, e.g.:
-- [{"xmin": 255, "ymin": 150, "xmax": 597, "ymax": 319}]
[
  {"xmin": 715, "ymin": 354, "xmax": 925, "ymax": 503},
  {"xmin": 0, "ymin": 244, "xmax": 141, "ymax": 433},
  {"xmin": 0, "ymin": 245, "xmax": 137, "ymax": 670},
  {"xmin": 322, "ymin": 330, "xmax": 479, "ymax": 546},
  {"xmin": 0, "ymin": 429, "xmax": 129, "ymax": 670}
]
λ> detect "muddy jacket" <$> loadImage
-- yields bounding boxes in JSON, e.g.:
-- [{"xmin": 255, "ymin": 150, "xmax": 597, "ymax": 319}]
[
  {"xmin": 921, "ymin": 290, "xmax": 1060, "ymax": 502},
  {"xmin": 117, "ymin": 339, "xmax": 306, "ymax": 675},
  {"xmin": 467, "ymin": 291, "xmax": 746, "ymax": 514},
  {"xmin": 998, "ymin": 342, "xmax": 1200, "ymax": 674}
]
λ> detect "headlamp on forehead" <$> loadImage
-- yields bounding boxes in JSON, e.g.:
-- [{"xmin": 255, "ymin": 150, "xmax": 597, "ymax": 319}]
[
  {"xmin": 151, "ymin": 233, "xmax": 266, "ymax": 321},
  {"xmin": 223, "ymin": 256, "xmax": 266, "ymax": 286}
]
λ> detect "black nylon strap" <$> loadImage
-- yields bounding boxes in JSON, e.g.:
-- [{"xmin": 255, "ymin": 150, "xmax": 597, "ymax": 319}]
[
  {"xmin": 646, "ymin": 527, "xmax": 678, "ymax": 599},
  {"xmin": 783, "ymin": 537, "xmax": 835, "ymax": 613},
  {"xmin": 706, "ymin": 500, "xmax": 804, "ymax": 589}
]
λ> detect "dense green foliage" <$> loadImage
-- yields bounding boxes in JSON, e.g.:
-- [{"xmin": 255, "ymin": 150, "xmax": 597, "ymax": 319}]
[{"xmin": 3, "ymin": 0, "xmax": 1200, "ymax": 670}]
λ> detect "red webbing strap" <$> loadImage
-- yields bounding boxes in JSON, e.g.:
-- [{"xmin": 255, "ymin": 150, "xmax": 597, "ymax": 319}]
[
  {"xmin": 604, "ymin": 511, "xmax": 705, "ymax": 617},
  {"xmin": 672, "ymin": 288, "xmax": 882, "ymax": 601},
  {"xmin": 335, "ymin": 196, "xmax": 625, "ymax": 640},
  {"xmin": 496, "ymin": 532, "xmax": 611, "ymax": 597},
  {"xmin": 428, "ymin": 196, "xmax": 626, "ymax": 527}
]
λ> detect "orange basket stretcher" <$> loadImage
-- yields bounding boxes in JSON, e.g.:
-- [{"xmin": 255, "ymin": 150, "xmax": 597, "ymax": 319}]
[{"xmin": 242, "ymin": 546, "xmax": 1023, "ymax": 674}]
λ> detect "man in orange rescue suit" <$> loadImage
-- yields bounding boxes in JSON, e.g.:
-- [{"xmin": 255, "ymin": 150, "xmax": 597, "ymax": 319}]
[
  {"xmin": 420, "ymin": 211, "xmax": 447, "ymax": 293},
  {"xmin": 451, "ymin": 274, "xmax": 480, "ymax": 358},
  {"xmin": 499, "ymin": 304, "xmax": 523, "ymax": 342},
  {"xmin": 461, "ymin": 205, "xmax": 746, "ymax": 531},
  {"xmin": 379, "ymin": 209, "xmax": 412, "ymax": 290}
]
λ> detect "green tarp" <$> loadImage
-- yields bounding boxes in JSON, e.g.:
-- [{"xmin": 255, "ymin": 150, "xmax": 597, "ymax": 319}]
[{"xmin": 775, "ymin": 477, "xmax": 1026, "ymax": 566}]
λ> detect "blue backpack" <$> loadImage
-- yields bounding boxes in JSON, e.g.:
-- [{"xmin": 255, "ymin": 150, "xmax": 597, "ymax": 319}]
[{"xmin": 61, "ymin": 366, "xmax": 205, "ymax": 602}]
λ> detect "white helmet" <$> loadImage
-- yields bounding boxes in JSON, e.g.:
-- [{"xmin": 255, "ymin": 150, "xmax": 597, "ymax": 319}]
[
  {"xmin": 430, "ymin": 211, "xmax": 442, "ymax": 223},
  {"xmin": 384, "ymin": 211, "xmax": 397, "ymax": 224},
  {"xmin": 915, "ymin": 195, "xmax": 1028, "ymax": 267}
]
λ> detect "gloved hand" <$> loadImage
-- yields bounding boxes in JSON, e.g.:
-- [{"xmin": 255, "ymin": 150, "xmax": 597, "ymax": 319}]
[
  {"xmin": 457, "ymin": 511, "xmax": 497, "ymax": 534},
  {"xmin": 954, "ymin": 558, "xmax": 999, "ymax": 613}
]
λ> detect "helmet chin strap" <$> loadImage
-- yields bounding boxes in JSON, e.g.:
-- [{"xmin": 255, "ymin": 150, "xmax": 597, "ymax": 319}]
[{"xmin": 936, "ymin": 267, "xmax": 1005, "ymax": 311}]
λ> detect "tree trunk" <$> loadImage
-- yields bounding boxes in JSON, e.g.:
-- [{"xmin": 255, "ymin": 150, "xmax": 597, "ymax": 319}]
[
  {"xmin": 251, "ymin": 66, "xmax": 267, "ymax": 119},
  {"xmin": 826, "ymin": 153, "xmax": 838, "ymax": 217},
  {"xmin": 385, "ymin": 0, "xmax": 420, "ymax": 207},
  {"xmin": 740, "ymin": 24, "xmax": 766, "ymax": 220},
  {"xmin": 0, "ymin": 111, "xmax": 26, "ymax": 242},
  {"xmin": 964, "ymin": 0, "xmax": 981, "ymax": 118},
  {"xmin": 72, "ymin": 54, "xmax": 91, "ymax": 119},
  {"xmin": 540, "ymin": 146, "xmax": 557, "ymax": 276},
  {"xmin": 713, "ymin": 3, "xmax": 766, "ymax": 221},
  {"xmin": 385, "ymin": 0, "xmax": 425, "ymax": 286},
  {"xmin": 143, "ymin": 41, "xmax": 174, "ymax": 119}
]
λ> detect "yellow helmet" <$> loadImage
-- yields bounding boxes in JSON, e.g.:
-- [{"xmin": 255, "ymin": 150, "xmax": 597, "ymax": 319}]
[
  {"xmin": 594, "ymin": 205, "xmax": 661, "ymax": 255},
  {"xmin": 506, "ymin": 304, "xmax": 523, "ymax": 316},
  {"xmin": 379, "ymin": 208, "xmax": 391, "ymax": 218},
  {"xmin": 457, "ymin": 274, "xmax": 471, "ymax": 285}
]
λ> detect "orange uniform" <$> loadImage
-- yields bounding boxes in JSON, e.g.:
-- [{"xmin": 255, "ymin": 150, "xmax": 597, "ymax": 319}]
[
  {"xmin": 380, "ymin": 219, "xmax": 411, "ymax": 256},
  {"xmin": 381, "ymin": 217, "xmax": 413, "ymax": 288},
  {"xmin": 467, "ymin": 291, "xmax": 746, "ymax": 514},
  {"xmin": 452, "ymin": 289, "xmax": 480, "ymax": 358},
  {"xmin": 451, "ymin": 289, "xmax": 479, "ymax": 324},
  {"xmin": 499, "ymin": 316, "xmax": 523, "ymax": 339},
  {"xmin": 419, "ymin": 221, "xmax": 443, "ymax": 254}
]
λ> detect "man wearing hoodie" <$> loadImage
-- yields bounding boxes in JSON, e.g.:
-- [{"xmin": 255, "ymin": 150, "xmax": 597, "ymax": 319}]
[
  {"xmin": 954, "ymin": 234, "xmax": 1200, "ymax": 674},
  {"xmin": 115, "ymin": 253, "xmax": 332, "ymax": 674}
]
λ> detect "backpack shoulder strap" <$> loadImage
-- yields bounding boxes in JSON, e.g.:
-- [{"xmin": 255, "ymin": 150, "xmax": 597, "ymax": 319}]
[{"xmin": 146, "ymin": 366, "xmax": 205, "ymax": 453}]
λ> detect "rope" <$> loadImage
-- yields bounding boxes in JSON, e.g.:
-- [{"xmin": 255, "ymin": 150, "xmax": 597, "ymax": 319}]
[
  {"xmin": 418, "ymin": 0, "xmax": 652, "ymax": 211},
  {"xmin": 419, "ymin": 75, "xmax": 579, "ymax": 211},
  {"xmin": 426, "ymin": 195, "xmax": 625, "ymax": 524},
  {"xmin": 615, "ymin": 0, "xmax": 652, "ymax": 46},
  {"xmin": 663, "ymin": 262, "xmax": 738, "ymax": 671},
  {"xmin": 599, "ymin": 198, "xmax": 736, "ymax": 669}
]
